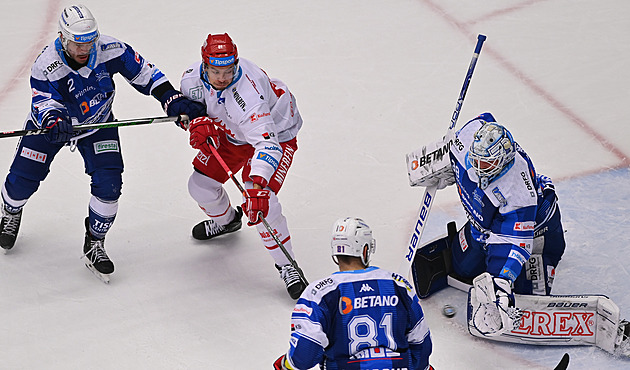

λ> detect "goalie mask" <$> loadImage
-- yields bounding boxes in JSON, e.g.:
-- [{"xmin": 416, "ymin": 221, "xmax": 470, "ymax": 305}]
[
  {"xmin": 58, "ymin": 5, "xmax": 99, "ymax": 51},
  {"xmin": 468, "ymin": 121, "xmax": 515, "ymax": 188},
  {"xmin": 330, "ymin": 217, "xmax": 376, "ymax": 267}
]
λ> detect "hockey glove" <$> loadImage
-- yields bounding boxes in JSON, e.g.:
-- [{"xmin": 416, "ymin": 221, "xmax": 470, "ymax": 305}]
[
  {"xmin": 406, "ymin": 135, "xmax": 456, "ymax": 189},
  {"xmin": 243, "ymin": 188, "xmax": 270, "ymax": 226},
  {"xmin": 160, "ymin": 89, "xmax": 206, "ymax": 129},
  {"xmin": 469, "ymin": 272, "xmax": 523, "ymax": 337},
  {"xmin": 188, "ymin": 116, "xmax": 221, "ymax": 152},
  {"xmin": 273, "ymin": 354, "xmax": 291, "ymax": 370},
  {"xmin": 42, "ymin": 112, "xmax": 73, "ymax": 143}
]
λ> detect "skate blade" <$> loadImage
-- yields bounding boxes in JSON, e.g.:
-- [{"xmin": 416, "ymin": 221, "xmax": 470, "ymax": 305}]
[{"xmin": 82, "ymin": 258, "xmax": 111, "ymax": 284}]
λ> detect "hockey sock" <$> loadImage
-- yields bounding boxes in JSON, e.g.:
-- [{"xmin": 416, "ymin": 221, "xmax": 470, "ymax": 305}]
[
  {"xmin": 256, "ymin": 213, "xmax": 294, "ymax": 266},
  {"xmin": 88, "ymin": 196, "xmax": 118, "ymax": 239},
  {"xmin": 188, "ymin": 171, "xmax": 235, "ymax": 225},
  {"xmin": 1, "ymin": 183, "xmax": 27, "ymax": 213}
]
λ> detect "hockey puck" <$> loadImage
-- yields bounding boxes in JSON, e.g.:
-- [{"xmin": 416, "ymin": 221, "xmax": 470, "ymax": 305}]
[{"xmin": 442, "ymin": 304, "xmax": 456, "ymax": 318}]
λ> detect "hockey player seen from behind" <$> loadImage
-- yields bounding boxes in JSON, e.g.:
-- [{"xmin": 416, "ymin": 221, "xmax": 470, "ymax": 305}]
[
  {"xmin": 407, "ymin": 113, "xmax": 566, "ymax": 336},
  {"xmin": 0, "ymin": 5, "xmax": 204, "ymax": 281},
  {"xmin": 177, "ymin": 33, "xmax": 306, "ymax": 299},
  {"xmin": 274, "ymin": 217, "xmax": 433, "ymax": 370}
]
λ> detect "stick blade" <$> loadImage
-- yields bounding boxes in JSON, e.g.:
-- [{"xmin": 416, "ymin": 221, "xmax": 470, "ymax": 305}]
[{"xmin": 553, "ymin": 353, "xmax": 570, "ymax": 370}]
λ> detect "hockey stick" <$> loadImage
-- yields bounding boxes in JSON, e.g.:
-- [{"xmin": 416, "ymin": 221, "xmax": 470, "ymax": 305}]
[
  {"xmin": 205, "ymin": 142, "xmax": 309, "ymax": 287},
  {"xmin": 398, "ymin": 34, "xmax": 486, "ymax": 277},
  {"xmin": 0, "ymin": 115, "xmax": 182, "ymax": 138},
  {"xmin": 554, "ymin": 353, "xmax": 570, "ymax": 370}
]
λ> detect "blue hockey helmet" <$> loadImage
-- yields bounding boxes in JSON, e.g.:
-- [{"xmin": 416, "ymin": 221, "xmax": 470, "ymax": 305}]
[{"xmin": 468, "ymin": 121, "xmax": 515, "ymax": 186}]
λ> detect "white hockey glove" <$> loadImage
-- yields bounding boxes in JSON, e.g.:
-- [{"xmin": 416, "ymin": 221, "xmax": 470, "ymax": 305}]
[
  {"xmin": 469, "ymin": 272, "xmax": 523, "ymax": 337},
  {"xmin": 406, "ymin": 135, "xmax": 455, "ymax": 189}
]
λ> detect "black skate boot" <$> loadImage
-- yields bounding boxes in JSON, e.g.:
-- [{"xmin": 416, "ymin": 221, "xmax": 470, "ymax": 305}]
[
  {"xmin": 276, "ymin": 263, "xmax": 307, "ymax": 300},
  {"xmin": 192, "ymin": 206, "xmax": 243, "ymax": 240},
  {"xmin": 0, "ymin": 204, "xmax": 23, "ymax": 251},
  {"xmin": 82, "ymin": 218, "xmax": 114, "ymax": 278},
  {"xmin": 616, "ymin": 320, "xmax": 630, "ymax": 356}
]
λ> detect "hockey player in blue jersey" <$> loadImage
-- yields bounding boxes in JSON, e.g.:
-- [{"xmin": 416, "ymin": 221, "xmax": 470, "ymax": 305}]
[
  {"xmin": 274, "ymin": 217, "xmax": 433, "ymax": 370},
  {"xmin": 0, "ymin": 5, "xmax": 205, "ymax": 280},
  {"xmin": 406, "ymin": 112, "xmax": 566, "ymax": 336}
]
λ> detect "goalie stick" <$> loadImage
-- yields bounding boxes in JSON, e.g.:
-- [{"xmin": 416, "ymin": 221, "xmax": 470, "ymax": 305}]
[
  {"xmin": 204, "ymin": 140, "xmax": 309, "ymax": 288},
  {"xmin": 398, "ymin": 34, "xmax": 486, "ymax": 277},
  {"xmin": 0, "ymin": 115, "xmax": 183, "ymax": 138}
]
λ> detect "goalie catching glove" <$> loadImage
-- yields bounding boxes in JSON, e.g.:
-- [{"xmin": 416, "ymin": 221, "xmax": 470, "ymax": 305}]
[
  {"xmin": 468, "ymin": 272, "xmax": 523, "ymax": 337},
  {"xmin": 406, "ymin": 133, "xmax": 456, "ymax": 189}
]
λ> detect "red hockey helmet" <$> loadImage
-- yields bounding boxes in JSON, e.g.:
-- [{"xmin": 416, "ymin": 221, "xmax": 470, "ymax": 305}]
[{"xmin": 201, "ymin": 33, "xmax": 238, "ymax": 67}]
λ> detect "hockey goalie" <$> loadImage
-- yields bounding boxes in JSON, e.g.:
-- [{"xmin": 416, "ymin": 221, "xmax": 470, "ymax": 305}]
[{"xmin": 405, "ymin": 112, "xmax": 630, "ymax": 357}]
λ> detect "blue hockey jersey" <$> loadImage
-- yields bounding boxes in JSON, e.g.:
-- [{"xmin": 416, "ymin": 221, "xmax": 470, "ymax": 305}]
[
  {"xmin": 28, "ymin": 34, "xmax": 170, "ymax": 139},
  {"xmin": 450, "ymin": 112, "xmax": 553, "ymax": 282},
  {"xmin": 283, "ymin": 266, "xmax": 432, "ymax": 370}
]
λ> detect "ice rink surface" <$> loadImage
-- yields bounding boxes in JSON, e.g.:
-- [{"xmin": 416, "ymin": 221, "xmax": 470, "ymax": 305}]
[{"xmin": 0, "ymin": 1, "xmax": 629, "ymax": 369}]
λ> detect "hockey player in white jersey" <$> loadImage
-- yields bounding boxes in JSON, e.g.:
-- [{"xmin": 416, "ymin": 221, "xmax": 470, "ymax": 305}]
[
  {"xmin": 0, "ymin": 5, "xmax": 205, "ymax": 281},
  {"xmin": 177, "ymin": 33, "xmax": 306, "ymax": 299},
  {"xmin": 274, "ymin": 217, "xmax": 433, "ymax": 370},
  {"xmin": 407, "ymin": 113, "xmax": 566, "ymax": 336}
]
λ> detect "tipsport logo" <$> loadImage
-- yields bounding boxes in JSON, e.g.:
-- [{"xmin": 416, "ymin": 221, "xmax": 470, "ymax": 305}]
[
  {"xmin": 256, "ymin": 152, "xmax": 279, "ymax": 169},
  {"xmin": 208, "ymin": 56, "xmax": 235, "ymax": 66}
]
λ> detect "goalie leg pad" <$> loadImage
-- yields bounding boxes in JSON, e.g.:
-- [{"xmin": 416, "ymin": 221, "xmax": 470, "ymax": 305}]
[
  {"xmin": 410, "ymin": 222, "xmax": 456, "ymax": 298},
  {"xmin": 468, "ymin": 291, "xmax": 627, "ymax": 356}
]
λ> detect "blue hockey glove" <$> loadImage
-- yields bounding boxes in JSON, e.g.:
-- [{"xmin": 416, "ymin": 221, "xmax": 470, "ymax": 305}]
[
  {"xmin": 42, "ymin": 112, "xmax": 73, "ymax": 143},
  {"xmin": 160, "ymin": 90, "xmax": 206, "ymax": 129}
]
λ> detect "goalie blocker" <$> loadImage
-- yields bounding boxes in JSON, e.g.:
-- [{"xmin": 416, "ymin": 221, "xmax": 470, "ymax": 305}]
[{"xmin": 410, "ymin": 225, "xmax": 630, "ymax": 357}]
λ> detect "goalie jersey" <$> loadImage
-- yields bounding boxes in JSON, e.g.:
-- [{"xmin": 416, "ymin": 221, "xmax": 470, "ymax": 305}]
[
  {"xmin": 284, "ymin": 266, "xmax": 432, "ymax": 370},
  {"xmin": 450, "ymin": 113, "xmax": 564, "ymax": 291}
]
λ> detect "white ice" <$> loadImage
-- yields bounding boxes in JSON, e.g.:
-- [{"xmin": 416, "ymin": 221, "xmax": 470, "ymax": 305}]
[{"xmin": 0, "ymin": 1, "xmax": 629, "ymax": 369}]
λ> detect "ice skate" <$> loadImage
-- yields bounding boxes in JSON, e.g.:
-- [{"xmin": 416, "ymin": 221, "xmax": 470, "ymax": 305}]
[
  {"xmin": 616, "ymin": 320, "xmax": 630, "ymax": 357},
  {"xmin": 0, "ymin": 205, "xmax": 22, "ymax": 252},
  {"xmin": 276, "ymin": 263, "xmax": 307, "ymax": 300},
  {"xmin": 192, "ymin": 206, "xmax": 243, "ymax": 240},
  {"xmin": 82, "ymin": 218, "xmax": 114, "ymax": 283}
]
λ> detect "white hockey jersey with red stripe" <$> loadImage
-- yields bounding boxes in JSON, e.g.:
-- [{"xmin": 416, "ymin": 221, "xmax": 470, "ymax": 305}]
[{"xmin": 179, "ymin": 58, "xmax": 303, "ymax": 183}]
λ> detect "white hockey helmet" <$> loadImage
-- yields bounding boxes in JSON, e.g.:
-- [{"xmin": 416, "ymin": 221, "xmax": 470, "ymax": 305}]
[
  {"xmin": 330, "ymin": 217, "xmax": 376, "ymax": 267},
  {"xmin": 58, "ymin": 5, "xmax": 100, "ymax": 50},
  {"xmin": 468, "ymin": 121, "xmax": 516, "ymax": 187}
]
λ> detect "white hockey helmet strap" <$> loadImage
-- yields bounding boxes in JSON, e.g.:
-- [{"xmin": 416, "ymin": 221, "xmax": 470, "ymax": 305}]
[
  {"xmin": 330, "ymin": 217, "xmax": 376, "ymax": 267},
  {"xmin": 58, "ymin": 5, "xmax": 100, "ymax": 50},
  {"xmin": 468, "ymin": 121, "xmax": 515, "ymax": 185}
]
